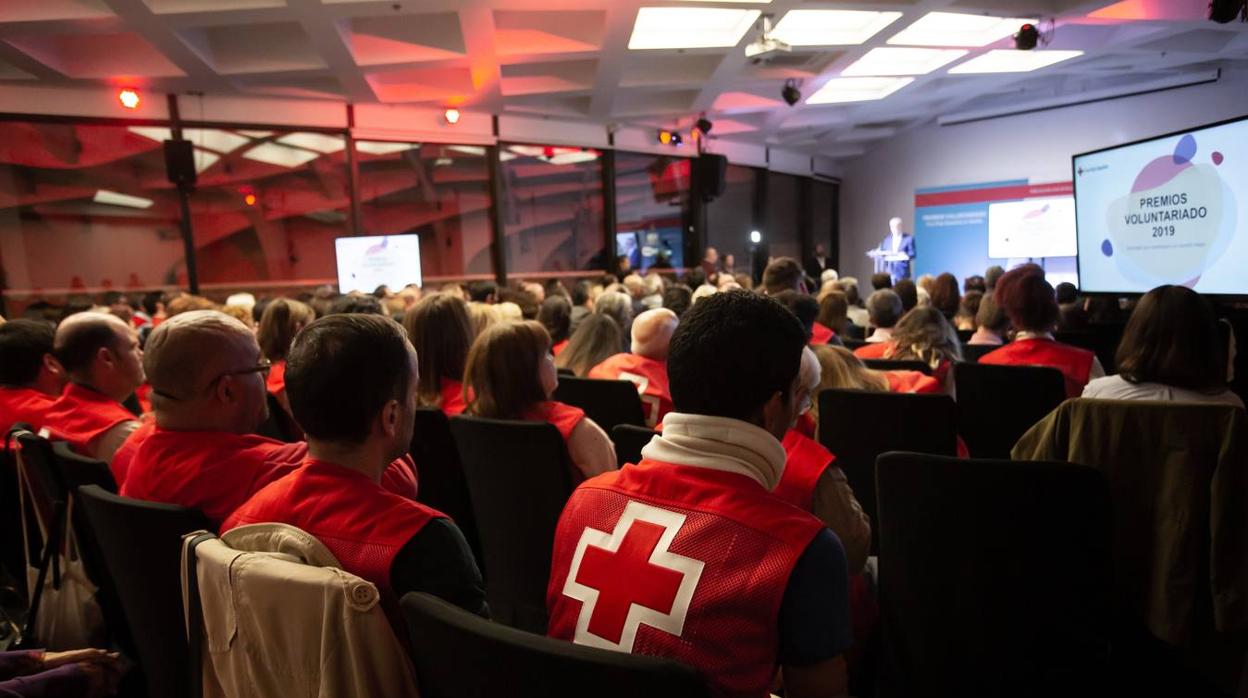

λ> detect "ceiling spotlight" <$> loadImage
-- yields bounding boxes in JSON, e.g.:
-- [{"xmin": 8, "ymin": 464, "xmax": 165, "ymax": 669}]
[
  {"xmin": 1014, "ymin": 23, "xmax": 1039, "ymax": 50},
  {"xmin": 782, "ymin": 79, "xmax": 801, "ymax": 106},
  {"xmin": 444, "ymin": 108, "xmax": 461, "ymax": 125},
  {"xmin": 118, "ymin": 88, "xmax": 140, "ymax": 110},
  {"xmin": 695, "ymin": 115, "xmax": 713, "ymax": 134}
]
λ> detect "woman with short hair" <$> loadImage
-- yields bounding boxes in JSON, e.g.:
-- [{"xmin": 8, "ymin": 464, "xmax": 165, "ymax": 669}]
[{"xmin": 402, "ymin": 293, "xmax": 474, "ymax": 416}]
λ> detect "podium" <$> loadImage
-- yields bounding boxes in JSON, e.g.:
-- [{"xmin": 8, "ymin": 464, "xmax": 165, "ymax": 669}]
[{"xmin": 867, "ymin": 248, "xmax": 911, "ymax": 278}]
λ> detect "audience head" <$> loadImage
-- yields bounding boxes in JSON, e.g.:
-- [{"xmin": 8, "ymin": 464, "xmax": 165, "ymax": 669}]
[
  {"xmin": 1116, "ymin": 285, "xmax": 1228, "ymax": 391},
  {"xmin": 890, "ymin": 306, "xmax": 962, "ymax": 366},
  {"xmin": 464, "ymin": 320, "xmax": 554, "ymax": 419},
  {"xmin": 733, "ymin": 273, "xmax": 754, "ymax": 291},
  {"xmin": 140, "ymin": 291, "xmax": 166, "ymax": 318},
  {"xmin": 286, "ymin": 314, "xmax": 415, "ymax": 463},
  {"xmin": 54, "ymin": 312, "xmax": 143, "ymax": 401},
  {"xmin": 166, "ymin": 294, "xmax": 217, "ymax": 318},
  {"xmin": 226, "ymin": 293, "xmax": 256, "ymax": 316},
  {"xmin": 892, "ymin": 278, "xmax": 918, "ymax": 312},
  {"xmin": 661, "ymin": 285, "xmax": 693, "ymax": 318},
  {"xmin": 494, "ymin": 302, "xmax": 524, "ymax": 323},
  {"xmin": 691, "ymin": 284, "xmax": 719, "ymax": 304},
  {"xmin": 985, "ymin": 265, "xmax": 1005, "ymax": 291},
  {"xmin": 917, "ymin": 274, "xmax": 937, "ymax": 298},
  {"xmin": 975, "ymin": 292, "xmax": 1010, "ymax": 337},
  {"xmin": 622, "ymin": 274, "xmax": 646, "ymax": 300},
  {"xmin": 570, "ymin": 281, "xmax": 591, "ymax": 308},
  {"xmin": 1055, "ymin": 282, "xmax": 1079, "ymax": 306},
  {"xmin": 817, "ymin": 291, "xmax": 849, "ymax": 334},
  {"xmin": 773, "ymin": 290, "xmax": 819, "ymax": 342},
  {"xmin": 309, "ymin": 286, "xmax": 339, "ymax": 317},
  {"xmin": 870, "ymin": 272, "xmax": 893, "ymax": 291},
  {"xmin": 930, "ymin": 273, "xmax": 961, "ymax": 318},
  {"xmin": 102, "ymin": 291, "xmax": 133, "ymax": 324},
  {"xmin": 467, "ymin": 281, "xmax": 497, "ymax": 304},
  {"xmin": 631, "ymin": 308, "xmax": 679, "ymax": 361},
  {"xmin": 329, "ymin": 294, "xmax": 385, "ymax": 316},
  {"xmin": 555, "ymin": 313, "xmax": 622, "ymax": 376},
  {"xmin": 466, "ymin": 302, "xmax": 498, "ymax": 336},
  {"xmin": 836, "ymin": 278, "xmax": 861, "ymax": 307},
  {"xmin": 866, "ymin": 290, "xmax": 904, "ymax": 330},
  {"xmin": 994, "ymin": 264, "xmax": 1058, "ymax": 333},
  {"xmin": 593, "ymin": 291, "xmax": 634, "ymax": 338},
  {"xmin": 220, "ymin": 304, "xmax": 255, "ymax": 330},
  {"xmin": 956, "ymin": 291, "xmax": 984, "ymax": 328},
  {"xmin": 0, "ymin": 319, "xmax": 65, "ymax": 396},
  {"xmin": 762, "ymin": 257, "xmax": 805, "ymax": 296},
  {"xmin": 820, "ymin": 269, "xmax": 839, "ymax": 286},
  {"xmin": 703, "ymin": 247, "xmax": 719, "ymax": 265},
  {"xmin": 403, "ymin": 293, "xmax": 473, "ymax": 407},
  {"xmin": 251, "ymin": 297, "xmax": 273, "ymax": 325},
  {"xmin": 794, "ymin": 347, "xmax": 820, "ymax": 423},
  {"xmin": 964, "ymin": 275, "xmax": 987, "ymax": 294},
  {"xmin": 537, "ymin": 295, "xmax": 572, "ymax": 344},
  {"xmin": 257, "ymin": 299, "xmax": 316, "ymax": 363},
  {"xmin": 667, "ymin": 290, "xmax": 806, "ymax": 438},
  {"xmin": 521, "ymin": 282, "xmax": 546, "ymax": 303},
  {"xmin": 812, "ymin": 344, "xmax": 885, "ymax": 395},
  {"xmin": 144, "ymin": 310, "xmax": 269, "ymax": 433},
  {"xmin": 683, "ymin": 269, "xmax": 707, "ymax": 291}
]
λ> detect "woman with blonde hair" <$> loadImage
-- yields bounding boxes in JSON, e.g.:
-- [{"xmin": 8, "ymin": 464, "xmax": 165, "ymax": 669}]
[
  {"xmin": 554, "ymin": 314, "xmax": 622, "ymax": 377},
  {"xmin": 464, "ymin": 321, "xmax": 616, "ymax": 481},
  {"xmin": 856, "ymin": 306, "xmax": 961, "ymax": 387},
  {"xmin": 811, "ymin": 345, "xmax": 940, "ymax": 407}
]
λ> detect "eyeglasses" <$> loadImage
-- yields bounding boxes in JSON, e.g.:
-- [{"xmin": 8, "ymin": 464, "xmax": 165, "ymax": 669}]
[{"xmin": 152, "ymin": 358, "xmax": 272, "ymax": 402}]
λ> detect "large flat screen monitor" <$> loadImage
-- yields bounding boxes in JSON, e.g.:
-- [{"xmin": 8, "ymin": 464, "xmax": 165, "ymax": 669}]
[
  {"xmin": 335, "ymin": 234, "xmax": 422, "ymax": 293},
  {"xmin": 1073, "ymin": 115, "xmax": 1246, "ymax": 295}
]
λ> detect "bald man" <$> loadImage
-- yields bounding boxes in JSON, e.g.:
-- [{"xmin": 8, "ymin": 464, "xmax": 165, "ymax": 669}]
[
  {"xmin": 117, "ymin": 310, "xmax": 418, "ymax": 525},
  {"xmin": 587, "ymin": 308, "xmax": 678, "ymax": 427},
  {"xmin": 40, "ymin": 312, "xmax": 143, "ymax": 464}
]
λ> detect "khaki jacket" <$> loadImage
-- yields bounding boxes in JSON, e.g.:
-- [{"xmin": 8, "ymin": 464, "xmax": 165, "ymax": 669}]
[
  {"xmin": 1013, "ymin": 398, "xmax": 1247, "ymax": 645},
  {"xmin": 182, "ymin": 523, "xmax": 419, "ymax": 698}
]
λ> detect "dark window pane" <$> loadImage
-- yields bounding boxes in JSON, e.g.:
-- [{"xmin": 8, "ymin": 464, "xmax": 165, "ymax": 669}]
[
  {"xmin": 614, "ymin": 152, "xmax": 691, "ymax": 274},
  {"xmin": 499, "ymin": 144, "xmax": 605, "ymax": 275},
  {"xmin": 765, "ymin": 171, "xmax": 801, "ymax": 261},
  {"xmin": 706, "ymin": 164, "xmax": 756, "ymax": 272}
]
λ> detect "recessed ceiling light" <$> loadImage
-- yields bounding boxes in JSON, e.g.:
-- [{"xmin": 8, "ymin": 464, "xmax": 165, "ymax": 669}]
[
  {"xmin": 842, "ymin": 47, "xmax": 968, "ymax": 76},
  {"xmin": 948, "ymin": 49, "xmax": 1084, "ymax": 73},
  {"xmin": 548, "ymin": 151, "xmax": 600, "ymax": 166},
  {"xmin": 771, "ymin": 10, "xmax": 903, "ymax": 46},
  {"xmin": 354, "ymin": 141, "xmax": 413, "ymax": 156},
  {"xmin": 276, "ymin": 133, "xmax": 344, "ymax": 154},
  {"xmin": 628, "ymin": 7, "xmax": 761, "ymax": 50},
  {"xmin": 94, "ymin": 190, "xmax": 154, "ymax": 209},
  {"xmin": 806, "ymin": 77, "xmax": 914, "ymax": 104},
  {"xmin": 447, "ymin": 145, "xmax": 487, "ymax": 157},
  {"xmin": 888, "ymin": 11, "xmax": 1036, "ymax": 47},
  {"xmin": 242, "ymin": 143, "xmax": 321, "ymax": 168}
]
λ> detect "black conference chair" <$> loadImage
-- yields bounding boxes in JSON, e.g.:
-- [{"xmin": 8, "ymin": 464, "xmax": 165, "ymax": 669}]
[
  {"xmin": 959, "ymin": 343, "xmax": 999, "ymax": 363},
  {"xmin": 401, "ymin": 592, "xmax": 711, "ymax": 698},
  {"xmin": 1056, "ymin": 324, "xmax": 1124, "ymax": 374},
  {"xmin": 611, "ymin": 424, "xmax": 657, "ymax": 469},
  {"xmin": 816, "ymin": 390, "xmax": 956, "ymax": 553},
  {"xmin": 862, "ymin": 359, "xmax": 933, "ymax": 375},
  {"xmin": 954, "ymin": 363, "xmax": 1066, "ymax": 459},
  {"xmin": 875, "ymin": 452, "xmax": 1112, "ymax": 698},
  {"xmin": 449, "ymin": 416, "xmax": 574, "ymax": 633},
  {"xmin": 410, "ymin": 407, "xmax": 481, "ymax": 564},
  {"xmin": 841, "ymin": 338, "xmax": 868, "ymax": 352},
  {"xmin": 552, "ymin": 377, "xmax": 646, "ymax": 432},
  {"xmin": 76, "ymin": 485, "xmax": 210, "ymax": 698},
  {"xmin": 955, "ymin": 328, "xmax": 974, "ymax": 343},
  {"xmin": 843, "ymin": 324, "xmax": 867, "ymax": 341}
]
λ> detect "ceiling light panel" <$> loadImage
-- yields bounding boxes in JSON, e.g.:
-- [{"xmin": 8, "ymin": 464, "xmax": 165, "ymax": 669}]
[
  {"xmin": 888, "ymin": 12, "xmax": 1036, "ymax": 47},
  {"xmin": 771, "ymin": 10, "xmax": 903, "ymax": 46},
  {"xmin": 842, "ymin": 47, "xmax": 967, "ymax": 76},
  {"xmin": 242, "ymin": 143, "xmax": 321, "ymax": 168},
  {"xmin": 628, "ymin": 8, "xmax": 760, "ymax": 50},
  {"xmin": 94, "ymin": 190, "xmax": 154, "ymax": 209},
  {"xmin": 948, "ymin": 49, "xmax": 1084, "ymax": 73},
  {"xmin": 276, "ymin": 133, "xmax": 344, "ymax": 154},
  {"xmin": 806, "ymin": 77, "xmax": 914, "ymax": 104}
]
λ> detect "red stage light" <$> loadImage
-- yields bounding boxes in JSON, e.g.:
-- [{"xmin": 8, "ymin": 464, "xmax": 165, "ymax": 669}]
[
  {"xmin": 244, "ymin": 193, "xmax": 257, "ymax": 207},
  {"xmin": 118, "ymin": 89, "xmax": 140, "ymax": 109}
]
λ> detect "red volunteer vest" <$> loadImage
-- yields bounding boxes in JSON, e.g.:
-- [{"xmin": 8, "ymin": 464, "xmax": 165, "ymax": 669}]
[
  {"xmin": 777, "ymin": 430, "xmax": 835, "ymax": 512},
  {"xmin": 980, "ymin": 338, "xmax": 1094, "ymax": 398},
  {"xmin": 440, "ymin": 377, "xmax": 468, "ymax": 417},
  {"xmin": 853, "ymin": 341, "xmax": 892, "ymax": 359},
  {"xmin": 794, "ymin": 412, "xmax": 816, "ymax": 439},
  {"xmin": 110, "ymin": 419, "xmax": 155, "ymax": 486},
  {"xmin": 222, "ymin": 458, "xmax": 441, "ymax": 597},
  {"xmin": 587, "ymin": 354, "xmax": 673, "ymax": 428},
  {"xmin": 524, "ymin": 400, "xmax": 585, "ymax": 440},
  {"xmin": 265, "ymin": 359, "xmax": 287, "ymax": 396},
  {"xmin": 0, "ymin": 386, "xmax": 58, "ymax": 434},
  {"xmin": 41, "ymin": 383, "xmax": 137, "ymax": 458},
  {"xmin": 547, "ymin": 460, "xmax": 823, "ymax": 698},
  {"xmin": 809, "ymin": 322, "xmax": 835, "ymax": 345},
  {"xmin": 885, "ymin": 370, "xmax": 942, "ymax": 394},
  {"xmin": 552, "ymin": 339, "xmax": 570, "ymax": 357}
]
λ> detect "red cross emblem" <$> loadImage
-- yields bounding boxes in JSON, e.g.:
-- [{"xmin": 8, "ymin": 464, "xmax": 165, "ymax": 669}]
[{"xmin": 561, "ymin": 501, "xmax": 705, "ymax": 651}]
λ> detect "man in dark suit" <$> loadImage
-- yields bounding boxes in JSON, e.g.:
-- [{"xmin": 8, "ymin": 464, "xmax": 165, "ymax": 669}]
[
  {"xmin": 877, "ymin": 217, "xmax": 915, "ymax": 282},
  {"xmin": 804, "ymin": 243, "xmax": 831, "ymax": 281}
]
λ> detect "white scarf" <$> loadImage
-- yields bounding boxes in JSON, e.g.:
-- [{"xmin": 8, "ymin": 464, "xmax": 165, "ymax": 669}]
[{"xmin": 640, "ymin": 412, "xmax": 787, "ymax": 491}]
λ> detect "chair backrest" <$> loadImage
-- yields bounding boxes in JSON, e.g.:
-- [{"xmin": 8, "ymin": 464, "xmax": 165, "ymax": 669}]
[
  {"xmin": 955, "ymin": 328, "xmax": 974, "ymax": 343},
  {"xmin": 954, "ymin": 363, "xmax": 1066, "ymax": 459},
  {"xmin": 1055, "ymin": 324, "xmax": 1124, "ymax": 374},
  {"xmin": 959, "ymin": 343, "xmax": 998, "ymax": 363},
  {"xmin": 817, "ymin": 389, "xmax": 956, "ymax": 553},
  {"xmin": 410, "ymin": 407, "xmax": 481, "ymax": 564},
  {"xmin": 552, "ymin": 377, "xmax": 646, "ymax": 432},
  {"xmin": 77, "ymin": 485, "xmax": 210, "ymax": 698},
  {"xmin": 862, "ymin": 358, "xmax": 933, "ymax": 375},
  {"xmin": 449, "ymin": 415, "xmax": 573, "ymax": 633},
  {"xmin": 875, "ymin": 452, "xmax": 1111, "ymax": 698},
  {"xmin": 842, "ymin": 338, "xmax": 868, "ymax": 352},
  {"xmin": 400, "ymin": 592, "xmax": 711, "ymax": 698},
  {"xmin": 611, "ymin": 424, "xmax": 657, "ymax": 468},
  {"xmin": 843, "ymin": 324, "xmax": 866, "ymax": 341}
]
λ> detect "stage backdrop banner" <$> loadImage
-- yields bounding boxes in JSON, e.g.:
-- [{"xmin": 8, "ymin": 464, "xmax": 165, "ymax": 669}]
[{"xmin": 913, "ymin": 179, "xmax": 1077, "ymax": 285}]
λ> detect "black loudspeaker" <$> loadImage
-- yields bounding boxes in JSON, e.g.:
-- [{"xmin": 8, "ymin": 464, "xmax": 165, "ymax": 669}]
[
  {"xmin": 1209, "ymin": 0, "xmax": 1245, "ymax": 22},
  {"xmin": 693, "ymin": 153, "xmax": 727, "ymax": 201},
  {"xmin": 164, "ymin": 139, "xmax": 196, "ymax": 188}
]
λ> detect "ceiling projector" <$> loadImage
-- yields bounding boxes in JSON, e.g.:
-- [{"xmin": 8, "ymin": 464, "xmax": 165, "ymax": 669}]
[{"xmin": 745, "ymin": 15, "xmax": 791, "ymax": 63}]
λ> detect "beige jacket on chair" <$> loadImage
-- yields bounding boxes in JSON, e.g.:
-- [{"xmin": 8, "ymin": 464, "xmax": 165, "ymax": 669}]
[{"xmin": 182, "ymin": 523, "xmax": 420, "ymax": 698}]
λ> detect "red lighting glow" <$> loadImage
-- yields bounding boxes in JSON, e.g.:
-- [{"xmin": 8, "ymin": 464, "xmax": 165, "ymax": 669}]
[{"xmin": 118, "ymin": 89, "xmax": 140, "ymax": 110}]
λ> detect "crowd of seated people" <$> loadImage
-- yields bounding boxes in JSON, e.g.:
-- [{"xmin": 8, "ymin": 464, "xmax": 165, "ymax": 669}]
[{"xmin": 0, "ymin": 251, "xmax": 1243, "ymax": 698}]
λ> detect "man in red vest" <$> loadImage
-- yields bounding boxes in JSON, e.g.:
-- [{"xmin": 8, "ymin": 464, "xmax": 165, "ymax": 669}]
[
  {"xmin": 587, "ymin": 308, "xmax": 677, "ymax": 427},
  {"xmin": 40, "ymin": 312, "xmax": 143, "ymax": 464},
  {"xmin": 0, "ymin": 320, "xmax": 67, "ymax": 434},
  {"xmin": 224, "ymin": 314, "xmax": 486, "ymax": 616},
  {"xmin": 548, "ymin": 291, "xmax": 851, "ymax": 698}
]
